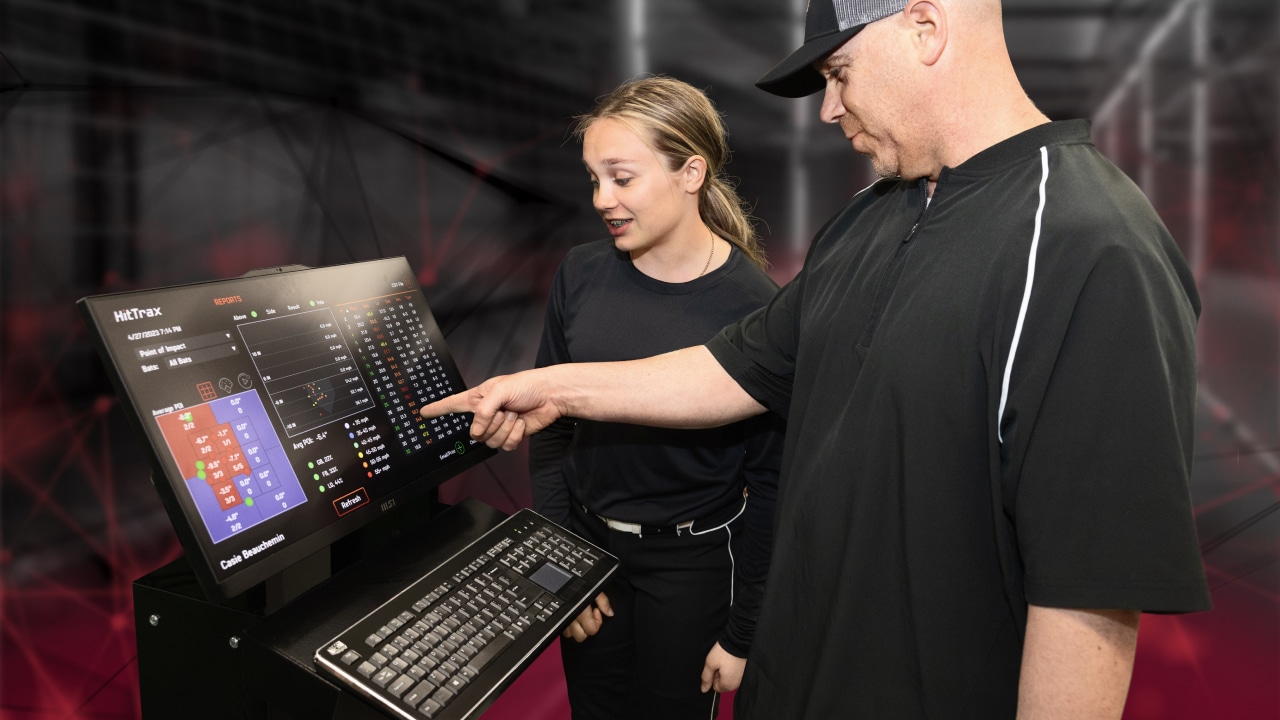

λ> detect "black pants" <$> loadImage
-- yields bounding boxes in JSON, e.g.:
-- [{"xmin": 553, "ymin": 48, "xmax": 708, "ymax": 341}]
[{"xmin": 560, "ymin": 502, "xmax": 740, "ymax": 720}]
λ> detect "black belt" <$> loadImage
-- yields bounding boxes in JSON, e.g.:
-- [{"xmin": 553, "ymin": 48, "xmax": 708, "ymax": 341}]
[{"xmin": 586, "ymin": 491, "xmax": 747, "ymax": 537}]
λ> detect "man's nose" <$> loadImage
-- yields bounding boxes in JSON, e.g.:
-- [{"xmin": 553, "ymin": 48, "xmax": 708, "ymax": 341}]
[{"xmin": 819, "ymin": 83, "xmax": 844, "ymax": 124}]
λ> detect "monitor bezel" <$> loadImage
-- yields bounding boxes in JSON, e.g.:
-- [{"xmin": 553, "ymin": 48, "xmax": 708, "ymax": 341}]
[{"xmin": 78, "ymin": 258, "xmax": 496, "ymax": 603}]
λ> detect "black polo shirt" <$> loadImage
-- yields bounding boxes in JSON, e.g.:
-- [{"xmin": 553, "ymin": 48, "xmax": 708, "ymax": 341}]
[{"xmin": 707, "ymin": 120, "xmax": 1211, "ymax": 718}]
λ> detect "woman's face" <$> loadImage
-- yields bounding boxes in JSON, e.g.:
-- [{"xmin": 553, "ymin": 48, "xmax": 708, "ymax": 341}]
[{"xmin": 582, "ymin": 117, "xmax": 696, "ymax": 254}]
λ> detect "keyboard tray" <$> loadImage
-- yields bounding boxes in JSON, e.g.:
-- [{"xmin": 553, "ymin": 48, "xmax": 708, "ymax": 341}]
[{"xmin": 315, "ymin": 508, "xmax": 618, "ymax": 719}]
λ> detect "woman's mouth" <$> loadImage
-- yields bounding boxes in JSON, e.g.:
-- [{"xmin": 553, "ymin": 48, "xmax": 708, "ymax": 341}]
[{"xmin": 605, "ymin": 218, "xmax": 632, "ymax": 236}]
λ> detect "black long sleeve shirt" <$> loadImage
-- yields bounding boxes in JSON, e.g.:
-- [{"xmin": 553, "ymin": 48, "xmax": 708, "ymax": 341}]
[{"xmin": 529, "ymin": 239, "xmax": 784, "ymax": 657}]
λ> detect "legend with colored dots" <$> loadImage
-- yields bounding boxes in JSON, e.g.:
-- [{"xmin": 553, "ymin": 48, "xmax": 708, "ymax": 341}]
[{"xmin": 155, "ymin": 390, "xmax": 307, "ymax": 543}]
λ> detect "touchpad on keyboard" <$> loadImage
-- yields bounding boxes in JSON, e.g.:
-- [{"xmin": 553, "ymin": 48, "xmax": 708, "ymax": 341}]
[{"xmin": 528, "ymin": 563, "xmax": 572, "ymax": 594}]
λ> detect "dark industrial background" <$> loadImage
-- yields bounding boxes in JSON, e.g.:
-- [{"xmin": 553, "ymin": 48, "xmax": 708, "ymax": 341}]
[{"xmin": 1, "ymin": 1, "xmax": 1277, "ymax": 717}]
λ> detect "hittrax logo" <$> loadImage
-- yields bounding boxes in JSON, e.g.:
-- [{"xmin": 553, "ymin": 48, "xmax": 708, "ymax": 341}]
[{"xmin": 113, "ymin": 307, "xmax": 163, "ymax": 323}]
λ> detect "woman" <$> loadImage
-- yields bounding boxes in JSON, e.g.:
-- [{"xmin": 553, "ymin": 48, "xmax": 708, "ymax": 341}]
[{"xmin": 529, "ymin": 76, "xmax": 783, "ymax": 719}]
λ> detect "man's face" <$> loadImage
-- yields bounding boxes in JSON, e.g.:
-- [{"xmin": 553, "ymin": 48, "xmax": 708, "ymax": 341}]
[{"xmin": 815, "ymin": 22, "xmax": 917, "ymax": 179}]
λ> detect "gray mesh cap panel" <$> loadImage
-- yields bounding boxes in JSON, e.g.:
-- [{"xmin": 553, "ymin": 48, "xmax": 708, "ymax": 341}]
[{"xmin": 833, "ymin": 0, "xmax": 908, "ymax": 31}]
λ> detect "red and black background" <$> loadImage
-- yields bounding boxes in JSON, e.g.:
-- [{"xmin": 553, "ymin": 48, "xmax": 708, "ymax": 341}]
[{"xmin": 1, "ymin": 1, "xmax": 1276, "ymax": 718}]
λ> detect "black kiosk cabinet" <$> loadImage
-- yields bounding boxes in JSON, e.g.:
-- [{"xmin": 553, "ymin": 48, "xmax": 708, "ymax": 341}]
[{"xmin": 80, "ymin": 259, "xmax": 616, "ymax": 719}]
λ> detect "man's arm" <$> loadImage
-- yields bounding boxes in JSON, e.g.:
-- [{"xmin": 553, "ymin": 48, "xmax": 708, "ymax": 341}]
[
  {"xmin": 1016, "ymin": 605, "xmax": 1139, "ymax": 720},
  {"xmin": 420, "ymin": 346, "xmax": 766, "ymax": 450}
]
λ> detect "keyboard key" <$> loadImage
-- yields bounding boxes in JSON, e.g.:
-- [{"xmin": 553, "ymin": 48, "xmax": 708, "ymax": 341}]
[
  {"xmin": 372, "ymin": 667, "xmax": 398, "ymax": 688},
  {"xmin": 403, "ymin": 680, "xmax": 435, "ymax": 707},
  {"xmin": 464, "ymin": 631, "xmax": 513, "ymax": 674},
  {"xmin": 387, "ymin": 674, "xmax": 415, "ymax": 698},
  {"xmin": 430, "ymin": 686, "xmax": 455, "ymax": 705}
]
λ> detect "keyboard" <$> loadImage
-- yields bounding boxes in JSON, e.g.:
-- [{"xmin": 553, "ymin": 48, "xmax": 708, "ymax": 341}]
[{"xmin": 314, "ymin": 509, "xmax": 618, "ymax": 719}]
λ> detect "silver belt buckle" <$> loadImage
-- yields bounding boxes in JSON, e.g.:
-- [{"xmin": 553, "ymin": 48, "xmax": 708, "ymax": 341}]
[{"xmin": 601, "ymin": 516, "xmax": 643, "ymax": 534}]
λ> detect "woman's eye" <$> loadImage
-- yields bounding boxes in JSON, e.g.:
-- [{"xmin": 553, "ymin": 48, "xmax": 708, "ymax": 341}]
[{"xmin": 615, "ymin": 177, "xmax": 631, "ymax": 187}]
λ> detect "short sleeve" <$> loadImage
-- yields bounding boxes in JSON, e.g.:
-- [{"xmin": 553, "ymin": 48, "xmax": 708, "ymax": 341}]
[
  {"xmin": 1012, "ymin": 245, "xmax": 1210, "ymax": 613},
  {"xmin": 706, "ymin": 271, "xmax": 804, "ymax": 418}
]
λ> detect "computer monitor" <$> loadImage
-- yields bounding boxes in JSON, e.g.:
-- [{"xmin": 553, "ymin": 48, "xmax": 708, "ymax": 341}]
[{"xmin": 79, "ymin": 257, "xmax": 495, "ymax": 602}]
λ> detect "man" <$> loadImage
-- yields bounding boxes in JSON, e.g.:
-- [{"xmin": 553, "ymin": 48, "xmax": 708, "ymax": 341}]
[{"xmin": 423, "ymin": 1, "xmax": 1212, "ymax": 717}]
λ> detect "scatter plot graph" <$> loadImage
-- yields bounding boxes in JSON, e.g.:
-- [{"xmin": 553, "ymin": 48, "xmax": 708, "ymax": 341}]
[
  {"xmin": 240, "ymin": 308, "xmax": 374, "ymax": 437},
  {"xmin": 155, "ymin": 391, "xmax": 307, "ymax": 543},
  {"xmin": 304, "ymin": 380, "xmax": 333, "ymax": 413}
]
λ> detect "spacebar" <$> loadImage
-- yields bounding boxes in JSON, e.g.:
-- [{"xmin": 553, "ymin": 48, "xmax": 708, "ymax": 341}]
[{"xmin": 465, "ymin": 632, "xmax": 514, "ymax": 675}]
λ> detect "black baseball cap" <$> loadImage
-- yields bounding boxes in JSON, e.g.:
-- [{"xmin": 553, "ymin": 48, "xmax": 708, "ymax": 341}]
[{"xmin": 756, "ymin": 0, "xmax": 908, "ymax": 98}]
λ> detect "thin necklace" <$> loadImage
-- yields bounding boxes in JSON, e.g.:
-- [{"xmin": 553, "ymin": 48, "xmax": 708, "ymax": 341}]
[{"xmin": 698, "ymin": 232, "xmax": 715, "ymax": 277}]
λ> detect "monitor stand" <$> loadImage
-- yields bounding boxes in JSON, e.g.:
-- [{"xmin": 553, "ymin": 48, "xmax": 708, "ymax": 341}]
[{"xmin": 133, "ymin": 497, "xmax": 508, "ymax": 719}]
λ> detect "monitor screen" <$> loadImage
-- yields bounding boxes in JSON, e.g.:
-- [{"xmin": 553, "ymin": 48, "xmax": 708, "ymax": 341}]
[{"xmin": 79, "ymin": 257, "xmax": 494, "ymax": 601}]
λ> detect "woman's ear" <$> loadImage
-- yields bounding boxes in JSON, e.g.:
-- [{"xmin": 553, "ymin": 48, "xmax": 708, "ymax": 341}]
[{"xmin": 683, "ymin": 155, "xmax": 708, "ymax": 194}]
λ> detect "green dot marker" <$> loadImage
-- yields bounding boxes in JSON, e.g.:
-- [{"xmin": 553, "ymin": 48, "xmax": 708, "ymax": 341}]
[
  {"xmin": 319, "ymin": 485, "xmax": 325, "ymax": 492},
  {"xmin": 245, "ymin": 497, "xmax": 254, "ymax": 506},
  {"xmin": 354, "ymin": 443, "xmax": 360, "ymax": 449},
  {"xmin": 251, "ymin": 311, "xmax": 258, "ymax": 317},
  {"xmin": 197, "ymin": 471, "xmax": 206, "ymax": 480},
  {"xmin": 309, "ymin": 300, "xmax": 316, "ymax": 307},
  {"xmin": 313, "ymin": 473, "xmax": 320, "ymax": 481},
  {"xmin": 307, "ymin": 461, "xmax": 314, "ymax": 469},
  {"xmin": 196, "ymin": 460, "xmax": 205, "ymax": 470}
]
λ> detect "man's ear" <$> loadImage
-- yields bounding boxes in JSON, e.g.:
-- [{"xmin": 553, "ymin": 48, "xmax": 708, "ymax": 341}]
[
  {"xmin": 683, "ymin": 155, "xmax": 708, "ymax": 194},
  {"xmin": 905, "ymin": 0, "xmax": 947, "ymax": 66}
]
